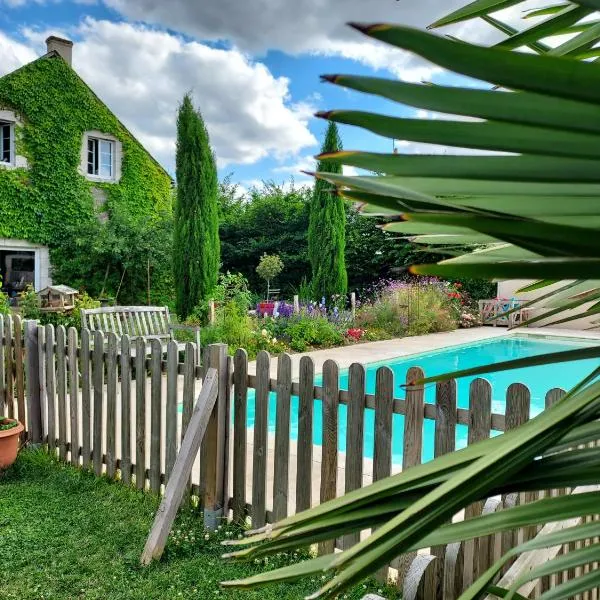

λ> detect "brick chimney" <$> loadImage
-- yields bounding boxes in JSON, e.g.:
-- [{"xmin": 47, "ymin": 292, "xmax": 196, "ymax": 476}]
[{"xmin": 45, "ymin": 36, "xmax": 73, "ymax": 66}]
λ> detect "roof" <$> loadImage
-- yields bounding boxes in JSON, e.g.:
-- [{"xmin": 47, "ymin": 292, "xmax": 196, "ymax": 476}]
[
  {"xmin": 39, "ymin": 285, "xmax": 78, "ymax": 295},
  {"xmin": 0, "ymin": 51, "xmax": 172, "ymax": 182}
]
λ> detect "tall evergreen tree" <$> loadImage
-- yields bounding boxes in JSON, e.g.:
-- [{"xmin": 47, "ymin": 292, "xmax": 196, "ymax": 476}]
[
  {"xmin": 173, "ymin": 94, "xmax": 220, "ymax": 318},
  {"xmin": 308, "ymin": 122, "xmax": 347, "ymax": 300}
]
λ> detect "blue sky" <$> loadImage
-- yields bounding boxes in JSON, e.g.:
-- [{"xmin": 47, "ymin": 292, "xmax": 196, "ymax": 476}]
[{"xmin": 0, "ymin": 0, "xmax": 512, "ymax": 190}]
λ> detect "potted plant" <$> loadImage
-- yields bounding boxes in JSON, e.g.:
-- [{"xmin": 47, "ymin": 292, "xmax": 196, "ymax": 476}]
[
  {"xmin": 0, "ymin": 417, "xmax": 24, "ymax": 469},
  {"xmin": 256, "ymin": 254, "xmax": 284, "ymax": 316}
]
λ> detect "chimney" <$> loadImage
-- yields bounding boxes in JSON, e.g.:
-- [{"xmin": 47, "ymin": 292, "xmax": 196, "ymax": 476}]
[{"xmin": 46, "ymin": 36, "xmax": 73, "ymax": 66}]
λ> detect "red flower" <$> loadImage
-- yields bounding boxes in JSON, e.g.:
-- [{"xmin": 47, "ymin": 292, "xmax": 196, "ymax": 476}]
[{"xmin": 346, "ymin": 328, "xmax": 364, "ymax": 341}]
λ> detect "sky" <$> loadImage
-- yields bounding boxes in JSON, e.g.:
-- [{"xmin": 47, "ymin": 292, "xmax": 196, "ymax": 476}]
[{"xmin": 0, "ymin": 0, "xmax": 537, "ymax": 191}]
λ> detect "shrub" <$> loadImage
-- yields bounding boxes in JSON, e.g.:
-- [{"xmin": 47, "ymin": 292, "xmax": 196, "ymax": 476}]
[
  {"xmin": 0, "ymin": 277, "xmax": 10, "ymax": 316},
  {"xmin": 356, "ymin": 279, "xmax": 459, "ymax": 338},
  {"xmin": 18, "ymin": 286, "xmax": 41, "ymax": 320},
  {"xmin": 213, "ymin": 271, "xmax": 252, "ymax": 310},
  {"xmin": 284, "ymin": 316, "xmax": 344, "ymax": 352}
]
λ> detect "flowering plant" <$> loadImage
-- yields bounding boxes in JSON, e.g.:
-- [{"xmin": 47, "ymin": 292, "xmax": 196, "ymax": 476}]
[{"xmin": 346, "ymin": 328, "xmax": 365, "ymax": 341}]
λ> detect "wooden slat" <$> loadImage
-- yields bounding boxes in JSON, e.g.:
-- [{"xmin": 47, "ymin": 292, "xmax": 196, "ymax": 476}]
[
  {"xmin": 319, "ymin": 359, "xmax": 339, "ymax": 555},
  {"xmin": 404, "ymin": 367, "xmax": 425, "ymax": 469},
  {"xmin": 127, "ymin": 311, "xmax": 136, "ymax": 337},
  {"xmin": 545, "ymin": 387, "xmax": 568, "ymax": 590},
  {"xmin": 5, "ymin": 316, "xmax": 14, "ymax": 419},
  {"xmin": 252, "ymin": 351, "xmax": 270, "ymax": 528},
  {"xmin": 37, "ymin": 326, "xmax": 47, "ymax": 444},
  {"xmin": 141, "ymin": 369, "xmax": 218, "ymax": 565},
  {"xmin": 0, "ymin": 315, "xmax": 5, "ymax": 416},
  {"xmin": 134, "ymin": 312, "xmax": 144, "ymax": 337},
  {"xmin": 502, "ymin": 382, "xmax": 531, "ymax": 554},
  {"xmin": 13, "ymin": 316, "xmax": 25, "ymax": 426},
  {"xmin": 374, "ymin": 366, "xmax": 394, "ymax": 482},
  {"xmin": 432, "ymin": 379, "xmax": 457, "ymax": 585},
  {"xmin": 181, "ymin": 343, "xmax": 196, "ymax": 442},
  {"xmin": 373, "ymin": 366, "xmax": 394, "ymax": 583},
  {"xmin": 232, "ymin": 348, "xmax": 248, "ymax": 523},
  {"xmin": 68, "ymin": 328, "xmax": 79, "ymax": 466},
  {"xmin": 149, "ymin": 338, "xmax": 162, "ymax": 493},
  {"xmin": 115, "ymin": 312, "xmax": 123, "ymax": 337},
  {"xmin": 135, "ymin": 337, "xmax": 146, "ymax": 490},
  {"xmin": 93, "ymin": 330, "xmax": 104, "ymax": 476},
  {"xmin": 165, "ymin": 340, "xmax": 178, "ymax": 482},
  {"xmin": 478, "ymin": 497, "xmax": 503, "ymax": 576},
  {"xmin": 273, "ymin": 353, "xmax": 292, "ymax": 521},
  {"xmin": 404, "ymin": 555, "xmax": 438, "ymax": 600},
  {"xmin": 296, "ymin": 355, "xmax": 314, "ymax": 513},
  {"xmin": 120, "ymin": 335, "xmax": 132, "ymax": 485},
  {"xmin": 106, "ymin": 332, "xmax": 118, "ymax": 479},
  {"xmin": 202, "ymin": 344, "xmax": 228, "ymax": 529},
  {"xmin": 463, "ymin": 378, "xmax": 492, "ymax": 587},
  {"xmin": 344, "ymin": 362, "xmax": 365, "ymax": 549},
  {"xmin": 45, "ymin": 325, "xmax": 56, "ymax": 453},
  {"xmin": 444, "ymin": 542, "xmax": 465, "ymax": 600},
  {"xmin": 56, "ymin": 326, "xmax": 68, "ymax": 462},
  {"xmin": 108, "ymin": 312, "xmax": 117, "ymax": 334},
  {"xmin": 80, "ymin": 329, "xmax": 92, "ymax": 468},
  {"xmin": 83, "ymin": 306, "xmax": 171, "ymax": 315},
  {"xmin": 25, "ymin": 320, "xmax": 42, "ymax": 443},
  {"xmin": 397, "ymin": 366, "xmax": 425, "ymax": 590}
]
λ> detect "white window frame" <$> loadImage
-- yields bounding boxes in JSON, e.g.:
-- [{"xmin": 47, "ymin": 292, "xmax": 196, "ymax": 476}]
[{"xmin": 80, "ymin": 131, "xmax": 122, "ymax": 183}]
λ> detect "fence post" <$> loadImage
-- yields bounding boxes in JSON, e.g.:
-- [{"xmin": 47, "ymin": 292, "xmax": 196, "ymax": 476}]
[
  {"xmin": 209, "ymin": 300, "xmax": 216, "ymax": 325},
  {"xmin": 293, "ymin": 295, "xmax": 300, "ymax": 314},
  {"xmin": 203, "ymin": 343, "xmax": 228, "ymax": 530},
  {"xmin": 24, "ymin": 319, "xmax": 42, "ymax": 444},
  {"xmin": 350, "ymin": 292, "xmax": 356, "ymax": 319}
]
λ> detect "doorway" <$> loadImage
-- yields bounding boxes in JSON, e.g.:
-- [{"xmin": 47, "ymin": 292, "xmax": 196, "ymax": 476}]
[{"xmin": 0, "ymin": 250, "xmax": 35, "ymax": 299}]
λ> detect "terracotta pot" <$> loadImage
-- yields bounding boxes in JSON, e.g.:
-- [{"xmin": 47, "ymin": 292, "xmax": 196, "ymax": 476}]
[{"xmin": 0, "ymin": 419, "xmax": 24, "ymax": 469}]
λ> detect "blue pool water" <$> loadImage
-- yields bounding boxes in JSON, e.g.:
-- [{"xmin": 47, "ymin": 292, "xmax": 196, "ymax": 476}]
[{"xmin": 244, "ymin": 335, "xmax": 599, "ymax": 465}]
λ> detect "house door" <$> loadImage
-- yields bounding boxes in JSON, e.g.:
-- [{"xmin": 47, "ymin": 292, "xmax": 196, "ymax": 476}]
[{"xmin": 0, "ymin": 250, "xmax": 36, "ymax": 299}]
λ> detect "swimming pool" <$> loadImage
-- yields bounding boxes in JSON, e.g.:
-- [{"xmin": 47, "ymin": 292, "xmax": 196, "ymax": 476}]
[{"xmin": 245, "ymin": 335, "xmax": 599, "ymax": 465}]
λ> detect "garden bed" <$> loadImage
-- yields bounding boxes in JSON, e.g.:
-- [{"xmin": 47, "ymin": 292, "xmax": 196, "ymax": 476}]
[{"xmin": 0, "ymin": 451, "xmax": 398, "ymax": 600}]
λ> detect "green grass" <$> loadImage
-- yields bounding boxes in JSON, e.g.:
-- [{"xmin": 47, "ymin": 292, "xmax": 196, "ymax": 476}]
[{"xmin": 0, "ymin": 451, "xmax": 399, "ymax": 599}]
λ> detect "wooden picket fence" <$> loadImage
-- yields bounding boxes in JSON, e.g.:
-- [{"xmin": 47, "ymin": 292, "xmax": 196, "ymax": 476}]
[{"xmin": 2, "ymin": 312, "xmax": 599, "ymax": 599}]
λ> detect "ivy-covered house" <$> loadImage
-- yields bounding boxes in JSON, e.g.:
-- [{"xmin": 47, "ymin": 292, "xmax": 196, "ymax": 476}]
[{"xmin": 0, "ymin": 36, "xmax": 172, "ymax": 300}]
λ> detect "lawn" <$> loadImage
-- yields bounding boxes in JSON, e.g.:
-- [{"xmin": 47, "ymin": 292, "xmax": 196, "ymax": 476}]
[{"xmin": 0, "ymin": 451, "xmax": 398, "ymax": 600}]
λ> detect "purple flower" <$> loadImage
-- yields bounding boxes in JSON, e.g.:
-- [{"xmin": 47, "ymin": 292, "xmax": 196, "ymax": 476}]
[{"xmin": 278, "ymin": 302, "xmax": 294, "ymax": 318}]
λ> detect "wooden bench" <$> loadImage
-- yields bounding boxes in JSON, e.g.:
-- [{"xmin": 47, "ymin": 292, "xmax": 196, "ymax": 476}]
[{"xmin": 81, "ymin": 306, "xmax": 201, "ymax": 361}]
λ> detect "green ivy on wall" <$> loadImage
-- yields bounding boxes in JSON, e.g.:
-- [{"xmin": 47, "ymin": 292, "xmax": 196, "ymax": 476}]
[{"xmin": 0, "ymin": 55, "xmax": 173, "ymax": 304}]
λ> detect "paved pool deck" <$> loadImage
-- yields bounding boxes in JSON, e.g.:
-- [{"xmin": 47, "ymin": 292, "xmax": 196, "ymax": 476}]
[{"xmin": 247, "ymin": 326, "xmax": 600, "ymax": 379}]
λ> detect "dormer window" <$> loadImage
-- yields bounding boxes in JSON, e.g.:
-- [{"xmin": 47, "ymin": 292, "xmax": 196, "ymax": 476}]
[
  {"xmin": 0, "ymin": 121, "xmax": 14, "ymax": 165},
  {"xmin": 81, "ymin": 131, "xmax": 122, "ymax": 183}
]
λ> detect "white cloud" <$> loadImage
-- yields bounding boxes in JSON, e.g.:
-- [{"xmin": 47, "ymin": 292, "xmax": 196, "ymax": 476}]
[
  {"xmin": 7, "ymin": 19, "xmax": 318, "ymax": 172},
  {"xmin": 73, "ymin": 20, "xmax": 317, "ymax": 169},
  {"xmin": 103, "ymin": 0, "xmax": 485, "ymax": 81},
  {"xmin": 0, "ymin": 32, "xmax": 37, "ymax": 76}
]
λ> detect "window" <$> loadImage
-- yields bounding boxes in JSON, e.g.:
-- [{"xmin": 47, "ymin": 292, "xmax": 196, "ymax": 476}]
[
  {"xmin": 81, "ymin": 131, "xmax": 122, "ymax": 183},
  {"xmin": 87, "ymin": 137, "xmax": 114, "ymax": 179},
  {"xmin": 0, "ymin": 121, "xmax": 13, "ymax": 165}
]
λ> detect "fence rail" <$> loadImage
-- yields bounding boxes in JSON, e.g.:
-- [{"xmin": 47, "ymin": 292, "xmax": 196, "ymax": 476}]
[{"xmin": 1, "ymin": 313, "xmax": 598, "ymax": 600}]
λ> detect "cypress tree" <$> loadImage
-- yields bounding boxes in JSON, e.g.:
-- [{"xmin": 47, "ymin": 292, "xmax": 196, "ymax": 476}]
[
  {"xmin": 173, "ymin": 94, "xmax": 220, "ymax": 318},
  {"xmin": 308, "ymin": 122, "xmax": 347, "ymax": 301}
]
